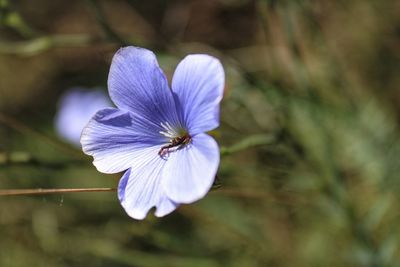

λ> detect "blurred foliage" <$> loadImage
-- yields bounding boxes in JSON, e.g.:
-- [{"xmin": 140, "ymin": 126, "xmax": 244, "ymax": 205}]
[{"xmin": 1, "ymin": 0, "xmax": 400, "ymax": 266}]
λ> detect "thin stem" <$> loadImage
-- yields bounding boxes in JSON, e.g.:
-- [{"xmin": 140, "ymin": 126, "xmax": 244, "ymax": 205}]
[
  {"xmin": 0, "ymin": 186, "xmax": 307, "ymax": 206},
  {"xmin": 0, "ymin": 188, "xmax": 116, "ymax": 196}
]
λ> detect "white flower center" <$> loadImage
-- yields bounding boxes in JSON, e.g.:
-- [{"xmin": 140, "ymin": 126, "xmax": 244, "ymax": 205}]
[{"xmin": 159, "ymin": 122, "xmax": 184, "ymax": 139}]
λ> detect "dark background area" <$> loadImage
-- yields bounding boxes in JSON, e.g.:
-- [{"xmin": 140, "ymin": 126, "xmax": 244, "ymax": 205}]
[{"xmin": 1, "ymin": 0, "xmax": 400, "ymax": 266}]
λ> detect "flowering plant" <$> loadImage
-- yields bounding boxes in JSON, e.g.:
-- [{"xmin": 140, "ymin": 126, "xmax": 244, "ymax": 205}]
[{"xmin": 81, "ymin": 47, "xmax": 224, "ymax": 219}]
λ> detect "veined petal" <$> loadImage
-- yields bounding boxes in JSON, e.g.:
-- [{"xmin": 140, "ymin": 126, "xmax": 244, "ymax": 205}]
[
  {"xmin": 162, "ymin": 133, "xmax": 220, "ymax": 203},
  {"xmin": 108, "ymin": 46, "xmax": 180, "ymax": 127},
  {"xmin": 118, "ymin": 157, "xmax": 178, "ymax": 220},
  {"xmin": 171, "ymin": 55, "xmax": 224, "ymax": 135},
  {"xmin": 81, "ymin": 108, "xmax": 165, "ymax": 174}
]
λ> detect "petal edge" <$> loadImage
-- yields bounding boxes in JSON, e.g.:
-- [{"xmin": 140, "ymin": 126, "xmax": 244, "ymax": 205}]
[
  {"xmin": 162, "ymin": 133, "xmax": 220, "ymax": 203},
  {"xmin": 118, "ymin": 158, "xmax": 178, "ymax": 220},
  {"xmin": 172, "ymin": 54, "xmax": 224, "ymax": 134}
]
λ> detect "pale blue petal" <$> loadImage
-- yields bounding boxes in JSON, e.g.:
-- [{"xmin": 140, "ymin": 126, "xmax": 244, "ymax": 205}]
[
  {"xmin": 108, "ymin": 46, "xmax": 180, "ymax": 127},
  {"xmin": 118, "ymin": 156, "xmax": 178, "ymax": 220},
  {"xmin": 55, "ymin": 88, "xmax": 111, "ymax": 146},
  {"xmin": 162, "ymin": 133, "xmax": 220, "ymax": 203},
  {"xmin": 154, "ymin": 194, "xmax": 179, "ymax": 218},
  {"xmin": 171, "ymin": 55, "xmax": 224, "ymax": 135},
  {"xmin": 81, "ymin": 108, "xmax": 166, "ymax": 174}
]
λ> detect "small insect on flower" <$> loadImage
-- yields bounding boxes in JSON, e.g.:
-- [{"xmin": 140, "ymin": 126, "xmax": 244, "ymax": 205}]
[
  {"xmin": 158, "ymin": 134, "xmax": 192, "ymax": 158},
  {"xmin": 81, "ymin": 46, "xmax": 224, "ymax": 220}
]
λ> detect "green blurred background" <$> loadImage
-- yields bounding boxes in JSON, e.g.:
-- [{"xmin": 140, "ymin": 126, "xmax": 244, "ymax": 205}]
[{"xmin": 1, "ymin": 0, "xmax": 400, "ymax": 266}]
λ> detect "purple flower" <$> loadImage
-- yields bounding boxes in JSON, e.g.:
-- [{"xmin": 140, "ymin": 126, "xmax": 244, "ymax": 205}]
[
  {"xmin": 81, "ymin": 47, "xmax": 224, "ymax": 219},
  {"xmin": 55, "ymin": 88, "xmax": 112, "ymax": 146}
]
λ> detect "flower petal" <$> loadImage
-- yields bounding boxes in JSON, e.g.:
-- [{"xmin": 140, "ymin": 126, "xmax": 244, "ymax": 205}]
[
  {"xmin": 171, "ymin": 54, "xmax": 224, "ymax": 134},
  {"xmin": 162, "ymin": 133, "xmax": 220, "ymax": 203},
  {"xmin": 118, "ymin": 157, "xmax": 178, "ymax": 220},
  {"xmin": 108, "ymin": 46, "xmax": 180, "ymax": 127},
  {"xmin": 55, "ymin": 88, "xmax": 111, "ymax": 146},
  {"xmin": 81, "ymin": 108, "xmax": 165, "ymax": 174}
]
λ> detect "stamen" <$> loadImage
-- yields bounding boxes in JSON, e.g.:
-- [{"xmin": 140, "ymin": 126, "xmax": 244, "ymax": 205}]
[
  {"xmin": 159, "ymin": 121, "xmax": 183, "ymax": 138},
  {"xmin": 158, "ymin": 121, "xmax": 191, "ymax": 158}
]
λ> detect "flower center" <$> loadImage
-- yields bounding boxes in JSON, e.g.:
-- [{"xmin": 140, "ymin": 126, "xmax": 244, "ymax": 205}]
[{"xmin": 158, "ymin": 122, "xmax": 191, "ymax": 158}]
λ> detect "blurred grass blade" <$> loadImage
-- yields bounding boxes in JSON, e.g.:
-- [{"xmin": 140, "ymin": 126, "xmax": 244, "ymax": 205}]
[{"xmin": 220, "ymin": 133, "xmax": 275, "ymax": 156}]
